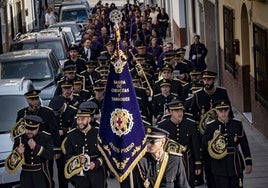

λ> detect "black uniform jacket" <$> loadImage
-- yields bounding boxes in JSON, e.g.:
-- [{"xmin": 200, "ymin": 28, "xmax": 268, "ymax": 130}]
[
  {"xmin": 202, "ymin": 119, "xmax": 252, "ymax": 177},
  {"xmin": 153, "ymin": 79, "xmax": 183, "ymax": 98},
  {"xmin": 158, "ymin": 117, "xmax": 202, "ymax": 182},
  {"xmin": 64, "ymin": 126, "xmax": 103, "ymax": 168},
  {"xmin": 190, "ymin": 87, "xmax": 233, "ymax": 119},
  {"xmin": 122, "ymin": 152, "xmax": 190, "ymax": 188},
  {"xmin": 17, "ymin": 106, "xmax": 61, "ymax": 152},
  {"xmin": 13, "ymin": 132, "xmax": 54, "ymax": 163}
]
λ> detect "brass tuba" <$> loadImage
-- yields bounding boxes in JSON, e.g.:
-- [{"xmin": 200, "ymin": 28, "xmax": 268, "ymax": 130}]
[
  {"xmin": 64, "ymin": 146, "xmax": 91, "ymax": 179},
  {"xmin": 10, "ymin": 118, "xmax": 26, "ymax": 141},
  {"xmin": 164, "ymin": 139, "xmax": 187, "ymax": 157},
  {"xmin": 5, "ymin": 137, "xmax": 24, "ymax": 174},
  {"xmin": 208, "ymin": 127, "xmax": 227, "ymax": 160},
  {"xmin": 199, "ymin": 108, "xmax": 217, "ymax": 134}
]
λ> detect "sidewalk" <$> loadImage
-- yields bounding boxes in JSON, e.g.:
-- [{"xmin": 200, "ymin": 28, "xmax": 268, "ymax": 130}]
[{"xmin": 234, "ymin": 109, "xmax": 268, "ymax": 188}]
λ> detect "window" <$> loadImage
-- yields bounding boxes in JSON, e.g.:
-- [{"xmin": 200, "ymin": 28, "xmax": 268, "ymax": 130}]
[
  {"xmin": 223, "ymin": 6, "xmax": 235, "ymax": 77},
  {"xmin": 253, "ymin": 23, "xmax": 268, "ymax": 108}
]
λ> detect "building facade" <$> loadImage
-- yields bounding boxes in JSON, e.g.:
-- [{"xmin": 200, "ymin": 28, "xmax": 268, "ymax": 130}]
[{"xmin": 169, "ymin": 0, "xmax": 268, "ymax": 138}]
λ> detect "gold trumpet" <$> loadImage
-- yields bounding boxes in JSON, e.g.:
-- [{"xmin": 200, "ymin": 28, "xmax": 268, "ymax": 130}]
[
  {"xmin": 129, "ymin": 50, "xmax": 153, "ymax": 98},
  {"xmin": 64, "ymin": 146, "xmax": 91, "ymax": 179}
]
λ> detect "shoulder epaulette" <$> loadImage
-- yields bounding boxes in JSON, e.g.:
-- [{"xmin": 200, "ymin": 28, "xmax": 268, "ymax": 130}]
[
  {"xmin": 184, "ymin": 112, "xmax": 193, "ymax": 117},
  {"xmin": 171, "ymin": 93, "xmax": 178, "ymax": 97},
  {"xmin": 138, "ymin": 87, "xmax": 147, "ymax": 91},
  {"xmin": 155, "ymin": 79, "xmax": 161, "ymax": 84},
  {"xmin": 80, "ymin": 70, "xmax": 86, "ymax": 74},
  {"xmin": 186, "ymin": 117, "xmax": 195, "ymax": 123},
  {"xmin": 57, "ymin": 78, "xmax": 65, "ymax": 84},
  {"xmin": 185, "ymin": 96, "xmax": 193, "ymax": 101},
  {"xmin": 216, "ymin": 86, "xmax": 227, "ymax": 90},
  {"xmin": 206, "ymin": 119, "xmax": 216, "ymax": 124},
  {"xmin": 154, "ymin": 93, "xmax": 161, "ymax": 97},
  {"xmin": 183, "ymin": 83, "xmax": 189, "ymax": 87},
  {"xmin": 195, "ymin": 88, "xmax": 203, "ymax": 93},
  {"xmin": 157, "ymin": 118, "xmax": 167, "ymax": 125},
  {"xmin": 69, "ymin": 105, "xmax": 77, "ymax": 110},
  {"xmin": 82, "ymin": 89, "xmax": 89, "ymax": 92},
  {"xmin": 142, "ymin": 120, "xmax": 151, "ymax": 126},
  {"xmin": 136, "ymin": 96, "xmax": 141, "ymax": 100},
  {"xmin": 44, "ymin": 106, "xmax": 53, "ymax": 111},
  {"xmin": 67, "ymin": 128, "xmax": 77, "ymax": 134},
  {"xmin": 42, "ymin": 131, "xmax": 51, "ymax": 135},
  {"xmin": 77, "ymin": 74, "xmax": 84, "ymax": 78}
]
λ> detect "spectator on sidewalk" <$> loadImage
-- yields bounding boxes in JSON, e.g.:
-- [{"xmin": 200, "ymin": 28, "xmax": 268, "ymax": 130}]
[{"xmin": 189, "ymin": 35, "xmax": 208, "ymax": 71}]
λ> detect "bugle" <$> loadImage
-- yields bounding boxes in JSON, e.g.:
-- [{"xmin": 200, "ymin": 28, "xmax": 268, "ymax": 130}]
[
  {"xmin": 64, "ymin": 146, "xmax": 91, "ymax": 179},
  {"xmin": 129, "ymin": 50, "xmax": 154, "ymax": 98}
]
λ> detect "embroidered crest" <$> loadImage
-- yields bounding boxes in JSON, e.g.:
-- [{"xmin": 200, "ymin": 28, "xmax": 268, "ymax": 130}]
[{"xmin": 110, "ymin": 108, "xmax": 134, "ymax": 136}]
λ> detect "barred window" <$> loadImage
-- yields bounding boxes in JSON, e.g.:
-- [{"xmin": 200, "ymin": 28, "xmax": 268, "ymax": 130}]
[
  {"xmin": 223, "ymin": 6, "xmax": 235, "ymax": 77},
  {"xmin": 253, "ymin": 23, "xmax": 268, "ymax": 108}
]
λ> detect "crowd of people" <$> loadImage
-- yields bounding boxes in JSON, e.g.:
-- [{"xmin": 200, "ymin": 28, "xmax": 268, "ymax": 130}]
[{"xmin": 5, "ymin": 1, "xmax": 253, "ymax": 188}]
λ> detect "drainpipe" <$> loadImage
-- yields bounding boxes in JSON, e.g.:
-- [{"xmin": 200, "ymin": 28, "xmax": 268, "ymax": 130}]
[{"xmin": 215, "ymin": 0, "xmax": 221, "ymax": 85}]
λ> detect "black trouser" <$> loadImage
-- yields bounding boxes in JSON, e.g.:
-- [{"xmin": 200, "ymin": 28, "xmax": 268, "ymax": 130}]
[
  {"xmin": 20, "ymin": 170, "xmax": 48, "ymax": 188},
  {"xmin": 203, "ymin": 151, "xmax": 216, "ymax": 188},
  {"xmin": 48, "ymin": 159, "xmax": 55, "ymax": 188},
  {"xmin": 214, "ymin": 175, "xmax": 240, "ymax": 188},
  {"xmin": 71, "ymin": 166, "xmax": 106, "ymax": 188},
  {"xmin": 56, "ymin": 154, "xmax": 69, "ymax": 188}
]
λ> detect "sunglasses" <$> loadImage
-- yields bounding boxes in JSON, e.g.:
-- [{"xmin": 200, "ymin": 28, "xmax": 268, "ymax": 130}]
[{"xmin": 146, "ymin": 138, "xmax": 162, "ymax": 145}]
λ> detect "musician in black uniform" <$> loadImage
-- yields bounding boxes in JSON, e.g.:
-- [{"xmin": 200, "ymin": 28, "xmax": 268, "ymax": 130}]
[
  {"xmin": 152, "ymin": 79, "xmax": 177, "ymax": 122},
  {"xmin": 80, "ymin": 60, "xmax": 100, "ymax": 92},
  {"xmin": 63, "ymin": 101, "xmax": 106, "ymax": 188},
  {"xmin": 54, "ymin": 62, "xmax": 85, "ymax": 96},
  {"xmin": 16, "ymin": 89, "xmax": 60, "ymax": 187},
  {"xmin": 202, "ymin": 100, "xmax": 252, "ymax": 188},
  {"xmin": 181, "ymin": 68, "xmax": 203, "ymax": 101},
  {"xmin": 120, "ymin": 126, "xmax": 190, "ymax": 188},
  {"xmin": 190, "ymin": 71, "xmax": 233, "ymax": 188},
  {"xmin": 59, "ymin": 80, "xmax": 79, "ymax": 107},
  {"xmin": 72, "ymin": 77, "xmax": 91, "ymax": 106},
  {"xmin": 67, "ymin": 44, "xmax": 87, "ymax": 74},
  {"xmin": 157, "ymin": 100, "xmax": 202, "ymax": 188},
  {"xmin": 48, "ymin": 96, "xmax": 77, "ymax": 188},
  {"xmin": 132, "ymin": 74, "xmax": 152, "ymax": 123},
  {"xmin": 153, "ymin": 64, "xmax": 183, "ymax": 98},
  {"xmin": 6, "ymin": 115, "xmax": 54, "ymax": 188},
  {"xmin": 88, "ymin": 81, "xmax": 105, "ymax": 122}
]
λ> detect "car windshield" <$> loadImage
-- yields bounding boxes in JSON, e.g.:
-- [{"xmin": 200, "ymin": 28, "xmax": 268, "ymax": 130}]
[
  {"xmin": 62, "ymin": 9, "xmax": 88, "ymax": 21},
  {"xmin": 0, "ymin": 95, "xmax": 26, "ymax": 132},
  {"xmin": 0, "ymin": 59, "xmax": 52, "ymax": 80},
  {"xmin": 11, "ymin": 41, "xmax": 65, "ymax": 60}
]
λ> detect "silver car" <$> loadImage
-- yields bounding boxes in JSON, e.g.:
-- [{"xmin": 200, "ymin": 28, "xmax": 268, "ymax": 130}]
[{"xmin": 0, "ymin": 78, "xmax": 34, "ymax": 187}]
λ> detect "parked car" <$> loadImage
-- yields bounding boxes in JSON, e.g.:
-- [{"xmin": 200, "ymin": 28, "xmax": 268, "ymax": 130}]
[
  {"xmin": 0, "ymin": 78, "xmax": 34, "ymax": 187},
  {"xmin": 9, "ymin": 31, "xmax": 71, "ymax": 65},
  {"xmin": 0, "ymin": 49, "xmax": 62, "ymax": 106},
  {"xmin": 59, "ymin": 0, "xmax": 91, "ymax": 14},
  {"xmin": 59, "ymin": 4, "xmax": 90, "ymax": 22},
  {"xmin": 49, "ymin": 21, "xmax": 82, "ymax": 42}
]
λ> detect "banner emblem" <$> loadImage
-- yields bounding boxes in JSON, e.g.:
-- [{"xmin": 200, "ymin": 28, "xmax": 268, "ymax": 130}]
[{"xmin": 111, "ymin": 108, "xmax": 134, "ymax": 136}]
